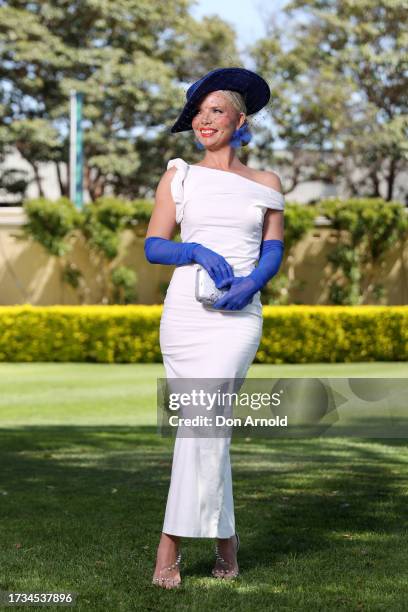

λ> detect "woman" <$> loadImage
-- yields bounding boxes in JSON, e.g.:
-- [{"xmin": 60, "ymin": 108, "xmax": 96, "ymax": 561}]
[{"xmin": 144, "ymin": 67, "xmax": 285, "ymax": 588}]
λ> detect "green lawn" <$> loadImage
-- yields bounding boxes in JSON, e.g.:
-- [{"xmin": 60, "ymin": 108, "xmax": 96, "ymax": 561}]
[{"xmin": 0, "ymin": 363, "xmax": 407, "ymax": 611}]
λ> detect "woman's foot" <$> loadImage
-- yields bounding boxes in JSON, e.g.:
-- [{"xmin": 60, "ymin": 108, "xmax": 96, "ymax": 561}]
[
  {"xmin": 152, "ymin": 533, "xmax": 182, "ymax": 589},
  {"xmin": 212, "ymin": 533, "xmax": 240, "ymax": 579}
]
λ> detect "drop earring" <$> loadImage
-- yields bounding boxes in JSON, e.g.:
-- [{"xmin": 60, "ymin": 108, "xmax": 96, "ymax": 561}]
[
  {"xmin": 229, "ymin": 123, "xmax": 252, "ymax": 148},
  {"xmin": 229, "ymin": 129, "xmax": 241, "ymax": 149}
]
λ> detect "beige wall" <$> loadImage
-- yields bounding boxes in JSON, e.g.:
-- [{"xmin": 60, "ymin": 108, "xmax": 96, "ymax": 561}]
[{"xmin": 0, "ymin": 213, "xmax": 407, "ymax": 305}]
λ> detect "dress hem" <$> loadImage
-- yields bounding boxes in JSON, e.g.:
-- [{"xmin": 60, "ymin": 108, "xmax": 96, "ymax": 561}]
[{"xmin": 162, "ymin": 527, "xmax": 236, "ymax": 539}]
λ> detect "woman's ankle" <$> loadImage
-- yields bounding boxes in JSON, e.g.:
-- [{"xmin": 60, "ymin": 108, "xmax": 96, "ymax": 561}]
[
  {"xmin": 156, "ymin": 533, "xmax": 180, "ymax": 561},
  {"xmin": 160, "ymin": 533, "xmax": 180, "ymax": 547}
]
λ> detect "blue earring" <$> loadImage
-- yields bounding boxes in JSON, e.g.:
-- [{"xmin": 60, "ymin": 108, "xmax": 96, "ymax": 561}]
[{"xmin": 230, "ymin": 123, "xmax": 252, "ymax": 148}]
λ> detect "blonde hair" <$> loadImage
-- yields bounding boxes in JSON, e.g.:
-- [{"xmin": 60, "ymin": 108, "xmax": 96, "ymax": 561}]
[{"xmin": 218, "ymin": 90, "xmax": 248, "ymax": 127}]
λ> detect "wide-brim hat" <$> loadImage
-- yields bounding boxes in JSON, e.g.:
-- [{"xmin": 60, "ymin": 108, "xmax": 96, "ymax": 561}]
[{"xmin": 170, "ymin": 67, "xmax": 270, "ymax": 133}]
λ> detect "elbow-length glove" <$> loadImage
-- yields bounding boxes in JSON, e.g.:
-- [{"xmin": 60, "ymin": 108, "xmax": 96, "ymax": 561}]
[
  {"xmin": 212, "ymin": 239, "xmax": 284, "ymax": 311},
  {"xmin": 144, "ymin": 236, "xmax": 234, "ymax": 289}
]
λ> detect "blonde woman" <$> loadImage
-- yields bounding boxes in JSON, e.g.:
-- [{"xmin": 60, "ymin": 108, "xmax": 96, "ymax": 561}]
[{"xmin": 145, "ymin": 67, "xmax": 285, "ymax": 588}]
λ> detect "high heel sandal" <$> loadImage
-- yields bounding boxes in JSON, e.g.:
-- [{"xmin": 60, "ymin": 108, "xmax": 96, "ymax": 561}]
[
  {"xmin": 152, "ymin": 550, "xmax": 182, "ymax": 589},
  {"xmin": 212, "ymin": 532, "xmax": 240, "ymax": 579}
]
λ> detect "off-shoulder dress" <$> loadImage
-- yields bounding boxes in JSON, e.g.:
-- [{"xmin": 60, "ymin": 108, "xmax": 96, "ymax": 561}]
[{"xmin": 160, "ymin": 158, "xmax": 285, "ymax": 537}]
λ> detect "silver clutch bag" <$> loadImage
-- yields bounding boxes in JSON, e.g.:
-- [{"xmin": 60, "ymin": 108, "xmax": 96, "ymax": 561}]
[{"xmin": 195, "ymin": 266, "xmax": 228, "ymax": 307}]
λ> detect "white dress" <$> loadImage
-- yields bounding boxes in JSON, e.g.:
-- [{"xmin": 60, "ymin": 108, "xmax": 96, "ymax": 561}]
[{"xmin": 159, "ymin": 158, "xmax": 285, "ymax": 538}]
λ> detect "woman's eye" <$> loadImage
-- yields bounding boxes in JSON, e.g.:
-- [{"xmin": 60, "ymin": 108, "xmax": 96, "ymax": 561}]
[{"xmin": 195, "ymin": 109, "xmax": 222, "ymax": 113}]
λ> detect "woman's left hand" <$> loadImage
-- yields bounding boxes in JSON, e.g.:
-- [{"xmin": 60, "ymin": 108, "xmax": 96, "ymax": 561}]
[{"xmin": 212, "ymin": 276, "xmax": 259, "ymax": 311}]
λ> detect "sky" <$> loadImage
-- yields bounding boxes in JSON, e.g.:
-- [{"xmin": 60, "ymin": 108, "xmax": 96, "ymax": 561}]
[{"xmin": 190, "ymin": 0, "xmax": 288, "ymax": 52}]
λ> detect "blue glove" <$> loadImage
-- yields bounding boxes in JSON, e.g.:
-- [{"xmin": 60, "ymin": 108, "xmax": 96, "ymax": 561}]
[
  {"xmin": 144, "ymin": 236, "xmax": 198, "ymax": 266},
  {"xmin": 212, "ymin": 239, "xmax": 284, "ymax": 311},
  {"xmin": 144, "ymin": 236, "xmax": 234, "ymax": 289}
]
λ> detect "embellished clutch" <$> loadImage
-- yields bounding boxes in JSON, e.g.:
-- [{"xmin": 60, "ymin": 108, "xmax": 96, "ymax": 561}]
[{"xmin": 195, "ymin": 266, "xmax": 228, "ymax": 307}]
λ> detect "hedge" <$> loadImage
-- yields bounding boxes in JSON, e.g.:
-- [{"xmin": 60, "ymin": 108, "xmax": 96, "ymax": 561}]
[{"xmin": 0, "ymin": 305, "xmax": 406, "ymax": 363}]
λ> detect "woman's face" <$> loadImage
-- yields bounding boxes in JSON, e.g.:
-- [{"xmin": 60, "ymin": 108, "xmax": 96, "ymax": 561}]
[{"xmin": 191, "ymin": 91, "xmax": 245, "ymax": 149}]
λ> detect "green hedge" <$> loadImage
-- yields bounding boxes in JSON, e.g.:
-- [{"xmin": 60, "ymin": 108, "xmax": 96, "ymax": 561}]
[{"xmin": 0, "ymin": 305, "xmax": 406, "ymax": 363}]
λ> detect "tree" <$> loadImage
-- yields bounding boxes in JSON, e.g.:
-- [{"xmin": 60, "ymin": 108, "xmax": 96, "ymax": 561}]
[
  {"xmin": 0, "ymin": 1, "xmax": 241, "ymax": 200},
  {"xmin": 249, "ymin": 0, "xmax": 407, "ymax": 201}
]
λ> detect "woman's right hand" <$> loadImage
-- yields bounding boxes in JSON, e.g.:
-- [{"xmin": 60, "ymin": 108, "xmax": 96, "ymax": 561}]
[{"xmin": 192, "ymin": 245, "xmax": 234, "ymax": 289}]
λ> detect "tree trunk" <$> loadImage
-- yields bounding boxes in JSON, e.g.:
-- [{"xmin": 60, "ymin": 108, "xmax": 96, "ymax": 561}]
[
  {"xmin": 386, "ymin": 157, "xmax": 396, "ymax": 201},
  {"xmin": 87, "ymin": 166, "xmax": 106, "ymax": 201},
  {"xmin": 32, "ymin": 162, "xmax": 44, "ymax": 197},
  {"xmin": 369, "ymin": 167, "xmax": 381, "ymax": 197},
  {"xmin": 93, "ymin": 174, "xmax": 106, "ymax": 200},
  {"xmin": 56, "ymin": 162, "xmax": 68, "ymax": 197}
]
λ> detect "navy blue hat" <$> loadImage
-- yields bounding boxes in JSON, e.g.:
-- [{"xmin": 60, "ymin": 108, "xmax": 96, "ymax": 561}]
[{"xmin": 170, "ymin": 67, "xmax": 270, "ymax": 133}]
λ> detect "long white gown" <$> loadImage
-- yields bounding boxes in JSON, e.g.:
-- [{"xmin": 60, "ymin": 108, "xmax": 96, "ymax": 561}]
[{"xmin": 159, "ymin": 158, "xmax": 285, "ymax": 538}]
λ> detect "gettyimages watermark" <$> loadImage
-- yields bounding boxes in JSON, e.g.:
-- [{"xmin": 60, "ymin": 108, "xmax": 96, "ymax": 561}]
[{"xmin": 156, "ymin": 378, "xmax": 408, "ymax": 438}]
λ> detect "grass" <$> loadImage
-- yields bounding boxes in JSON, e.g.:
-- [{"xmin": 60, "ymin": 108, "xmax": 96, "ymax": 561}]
[{"xmin": 0, "ymin": 362, "xmax": 407, "ymax": 611}]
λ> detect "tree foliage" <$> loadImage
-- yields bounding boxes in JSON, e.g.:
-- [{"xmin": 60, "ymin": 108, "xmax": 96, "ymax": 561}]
[
  {"xmin": 321, "ymin": 197, "xmax": 408, "ymax": 304},
  {"xmin": 21, "ymin": 195, "xmax": 152, "ymax": 304},
  {"xmin": 0, "ymin": 0, "xmax": 240, "ymax": 199},
  {"xmin": 249, "ymin": 0, "xmax": 407, "ymax": 200},
  {"xmin": 0, "ymin": 0, "xmax": 406, "ymax": 203}
]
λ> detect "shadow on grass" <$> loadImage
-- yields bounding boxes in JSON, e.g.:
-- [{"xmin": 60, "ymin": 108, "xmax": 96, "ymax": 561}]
[{"xmin": 0, "ymin": 427, "xmax": 407, "ymax": 609}]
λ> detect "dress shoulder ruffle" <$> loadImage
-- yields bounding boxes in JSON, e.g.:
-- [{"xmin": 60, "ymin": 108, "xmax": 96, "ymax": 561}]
[
  {"xmin": 166, "ymin": 158, "xmax": 190, "ymax": 224},
  {"xmin": 252, "ymin": 188, "xmax": 285, "ymax": 212}
]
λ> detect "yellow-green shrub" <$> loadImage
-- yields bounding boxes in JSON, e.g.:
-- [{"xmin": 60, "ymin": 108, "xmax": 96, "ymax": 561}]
[
  {"xmin": 0, "ymin": 305, "xmax": 406, "ymax": 363},
  {"xmin": 259, "ymin": 305, "xmax": 407, "ymax": 363}
]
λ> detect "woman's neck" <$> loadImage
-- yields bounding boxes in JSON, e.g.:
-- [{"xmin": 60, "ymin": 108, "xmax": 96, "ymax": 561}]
[{"xmin": 199, "ymin": 148, "xmax": 244, "ymax": 171}]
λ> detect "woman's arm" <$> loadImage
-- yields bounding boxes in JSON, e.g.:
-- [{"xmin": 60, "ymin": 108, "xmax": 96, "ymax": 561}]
[
  {"xmin": 262, "ymin": 209, "xmax": 284, "ymax": 242},
  {"xmin": 261, "ymin": 171, "xmax": 284, "ymax": 243},
  {"xmin": 145, "ymin": 167, "xmax": 179, "ymax": 240},
  {"xmin": 144, "ymin": 167, "xmax": 199, "ymax": 265}
]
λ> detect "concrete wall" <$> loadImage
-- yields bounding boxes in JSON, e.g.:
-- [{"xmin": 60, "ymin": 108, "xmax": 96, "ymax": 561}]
[{"xmin": 1, "ymin": 208, "xmax": 407, "ymax": 306}]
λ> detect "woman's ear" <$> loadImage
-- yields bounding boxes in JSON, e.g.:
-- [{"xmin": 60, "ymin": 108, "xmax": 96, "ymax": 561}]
[{"xmin": 238, "ymin": 113, "xmax": 246, "ymax": 130}]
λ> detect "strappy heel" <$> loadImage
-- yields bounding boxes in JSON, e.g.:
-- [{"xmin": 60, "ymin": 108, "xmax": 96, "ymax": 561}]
[
  {"xmin": 212, "ymin": 532, "xmax": 240, "ymax": 579},
  {"xmin": 152, "ymin": 550, "xmax": 182, "ymax": 588}
]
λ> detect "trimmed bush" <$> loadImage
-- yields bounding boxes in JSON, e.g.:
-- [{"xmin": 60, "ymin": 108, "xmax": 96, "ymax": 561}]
[
  {"xmin": 0, "ymin": 305, "xmax": 406, "ymax": 363},
  {"xmin": 259, "ymin": 305, "xmax": 407, "ymax": 363}
]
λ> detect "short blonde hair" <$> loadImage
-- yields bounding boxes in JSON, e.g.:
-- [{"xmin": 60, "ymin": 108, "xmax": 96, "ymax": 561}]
[{"xmin": 218, "ymin": 90, "xmax": 247, "ymax": 116}]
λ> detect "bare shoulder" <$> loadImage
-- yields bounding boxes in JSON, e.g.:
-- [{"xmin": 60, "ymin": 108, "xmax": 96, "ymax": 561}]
[
  {"xmin": 252, "ymin": 169, "xmax": 283, "ymax": 192},
  {"xmin": 156, "ymin": 165, "xmax": 177, "ymax": 191},
  {"xmin": 162, "ymin": 166, "xmax": 178, "ymax": 181}
]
